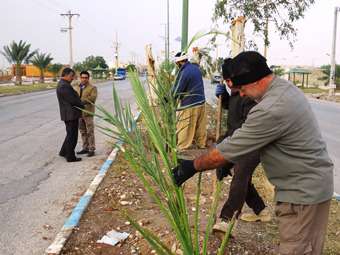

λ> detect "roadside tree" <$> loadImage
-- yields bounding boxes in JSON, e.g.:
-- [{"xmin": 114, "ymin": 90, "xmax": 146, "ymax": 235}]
[
  {"xmin": 31, "ymin": 52, "xmax": 53, "ymax": 83},
  {"xmin": 319, "ymin": 64, "xmax": 340, "ymax": 86},
  {"xmin": 82, "ymin": 55, "xmax": 108, "ymax": 70},
  {"xmin": 213, "ymin": 0, "xmax": 315, "ymax": 49},
  {"xmin": 1, "ymin": 40, "xmax": 37, "ymax": 85},
  {"xmin": 48, "ymin": 63, "xmax": 63, "ymax": 81}
]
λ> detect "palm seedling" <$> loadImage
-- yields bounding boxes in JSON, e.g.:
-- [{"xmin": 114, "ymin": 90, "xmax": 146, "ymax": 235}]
[{"xmin": 95, "ymin": 31, "xmax": 235, "ymax": 254}]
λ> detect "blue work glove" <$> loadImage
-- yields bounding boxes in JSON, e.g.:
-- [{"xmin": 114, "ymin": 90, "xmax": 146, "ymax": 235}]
[
  {"xmin": 172, "ymin": 160, "xmax": 196, "ymax": 186},
  {"xmin": 215, "ymin": 83, "xmax": 227, "ymax": 97}
]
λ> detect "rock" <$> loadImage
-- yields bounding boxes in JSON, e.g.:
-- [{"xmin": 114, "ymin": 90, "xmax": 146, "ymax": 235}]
[
  {"xmin": 120, "ymin": 194, "xmax": 127, "ymax": 199},
  {"xmin": 171, "ymin": 243, "xmax": 177, "ymax": 253},
  {"xmin": 135, "ymin": 231, "xmax": 142, "ymax": 238},
  {"xmin": 176, "ymin": 249, "xmax": 183, "ymax": 255},
  {"xmin": 120, "ymin": 201, "xmax": 129, "ymax": 206},
  {"xmin": 171, "ymin": 243, "xmax": 183, "ymax": 255},
  {"xmin": 125, "ymin": 221, "xmax": 131, "ymax": 225},
  {"xmin": 200, "ymin": 196, "xmax": 207, "ymax": 205},
  {"xmin": 43, "ymin": 224, "xmax": 52, "ymax": 230},
  {"xmin": 138, "ymin": 219, "xmax": 150, "ymax": 226}
]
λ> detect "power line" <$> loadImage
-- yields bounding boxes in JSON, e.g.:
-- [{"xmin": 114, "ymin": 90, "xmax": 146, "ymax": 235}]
[{"xmin": 31, "ymin": 0, "xmax": 60, "ymax": 13}]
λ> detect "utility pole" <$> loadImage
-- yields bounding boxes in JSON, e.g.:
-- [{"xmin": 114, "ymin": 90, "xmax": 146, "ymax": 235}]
[
  {"xmin": 329, "ymin": 7, "xmax": 340, "ymax": 97},
  {"xmin": 166, "ymin": 0, "xmax": 170, "ymax": 61},
  {"xmin": 164, "ymin": 25, "xmax": 168, "ymax": 61},
  {"xmin": 181, "ymin": 0, "xmax": 189, "ymax": 51},
  {"xmin": 113, "ymin": 33, "xmax": 120, "ymax": 72},
  {"xmin": 60, "ymin": 10, "xmax": 79, "ymax": 67}
]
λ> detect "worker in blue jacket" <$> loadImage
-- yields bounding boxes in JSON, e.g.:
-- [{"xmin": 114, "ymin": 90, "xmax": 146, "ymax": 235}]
[{"xmin": 173, "ymin": 52, "xmax": 207, "ymax": 151}]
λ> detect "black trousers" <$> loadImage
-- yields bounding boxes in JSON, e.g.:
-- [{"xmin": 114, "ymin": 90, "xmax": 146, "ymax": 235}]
[
  {"xmin": 220, "ymin": 150, "xmax": 266, "ymax": 221},
  {"xmin": 59, "ymin": 119, "xmax": 79, "ymax": 161}
]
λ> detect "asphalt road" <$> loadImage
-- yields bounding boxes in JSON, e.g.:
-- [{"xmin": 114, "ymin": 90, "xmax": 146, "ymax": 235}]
[
  {"xmin": 308, "ymin": 99, "xmax": 340, "ymax": 195},
  {"xmin": 0, "ymin": 79, "xmax": 137, "ymax": 255}
]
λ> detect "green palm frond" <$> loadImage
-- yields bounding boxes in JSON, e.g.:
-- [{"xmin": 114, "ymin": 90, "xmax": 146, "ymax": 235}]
[
  {"xmin": 184, "ymin": 29, "xmax": 229, "ymax": 53},
  {"xmin": 1, "ymin": 40, "xmax": 37, "ymax": 65},
  {"xmin": 48, "ymin": 63, "xmax": 63, "ymax": 75},
  {"xmin": 31, "ymin": 52, "xmax": 53, "ymax": 70},
  {"xmin": 95, "ymin": 29, "xmax": 234, "ymax": 255}
]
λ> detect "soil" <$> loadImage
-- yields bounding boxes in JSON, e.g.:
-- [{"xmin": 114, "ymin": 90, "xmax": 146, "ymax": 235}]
[{"xmin": 61, "ymin": 105, "xmax": 340, "ymax": 255}]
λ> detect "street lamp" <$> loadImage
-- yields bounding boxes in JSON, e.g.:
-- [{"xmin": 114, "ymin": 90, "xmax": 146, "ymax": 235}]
[{"xmin": 329, "ymin": 6, "xmax": 340, "ymax": 97}]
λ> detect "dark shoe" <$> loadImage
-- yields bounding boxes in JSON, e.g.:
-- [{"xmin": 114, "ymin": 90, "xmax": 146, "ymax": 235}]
[
  {"xmin": 67, "ymin": 157, "xmax": 82, "ymax": 162},
  {"xmin": 77, "ymin": 149, "xmax": 89, "ymax": 155},
  {"xmin": 87, "ymin": 151, "xmax": 95, "ymax": 157}
]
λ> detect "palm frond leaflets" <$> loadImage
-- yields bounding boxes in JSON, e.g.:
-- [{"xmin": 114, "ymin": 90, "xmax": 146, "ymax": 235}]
[
  {"xmin": 1, "ymin": 40, "xmax": 37, "ymax": 64},
  {"xmin": 96, "ymin": 31, "xmax": 235, "ymax": 254}
]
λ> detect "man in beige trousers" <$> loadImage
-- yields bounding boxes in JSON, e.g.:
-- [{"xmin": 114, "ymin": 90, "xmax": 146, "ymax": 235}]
[
  {"xmin": 74, "ymin": 71, "xmax": 97, "ymax": 157},
  {"xmin": 173, "ymin": 52, "xmax": 207, "ymax": 151}
]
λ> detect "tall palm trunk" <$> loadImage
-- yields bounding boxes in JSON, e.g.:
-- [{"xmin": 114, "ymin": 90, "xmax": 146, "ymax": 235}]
[
  {"xmin": 15, "ymin": 63, "xmax": 22, "ymax": 85},
  {"xmin": 52, "ymin": 73, "xmax": 57, "ymax": 82},
  {"xmin": 39, "ymin": 69, "xmax": 44, "ymax": 83}
]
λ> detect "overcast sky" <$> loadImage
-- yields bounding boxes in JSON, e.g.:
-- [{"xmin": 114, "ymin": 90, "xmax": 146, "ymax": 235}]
[{"xmin": 1, "ymin": 0, "xmax": 340, "ymax": 68}]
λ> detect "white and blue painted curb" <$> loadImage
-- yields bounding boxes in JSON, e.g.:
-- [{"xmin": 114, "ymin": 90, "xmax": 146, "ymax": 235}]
[
  {"xmin": 335, "ymin": 192, "xmax": 340, "ymax": 201},
  {"xmin": 46, "ymin": 112, "xmax": 140, "ymax": 255}
]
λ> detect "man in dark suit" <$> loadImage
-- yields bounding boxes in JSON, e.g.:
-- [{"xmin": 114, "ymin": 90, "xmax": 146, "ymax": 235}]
[{"xmin": 56, "ymin": 67, "xmax": 84, "ymax": 162}]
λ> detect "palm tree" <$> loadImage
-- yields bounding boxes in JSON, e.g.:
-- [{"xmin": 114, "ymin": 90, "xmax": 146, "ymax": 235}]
[
  {"xmin": 31, "ymin": 52, "xmax": 53, "ymax": 83},
  {"xmin": 47, "ymin": 63, "xmax": 63, "ymax": 81},
  {"xmin": 318, "ymin": 64, "xmax": 340, "ymax": 86},
  {"xmin": 1, "ymin": 40, "xmax": 37, "ymax": 85}
]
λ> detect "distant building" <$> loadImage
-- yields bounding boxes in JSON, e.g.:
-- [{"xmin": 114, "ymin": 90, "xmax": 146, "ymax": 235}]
[
  {"xmin": 11, "ymin": 64, "xmax": 55, "ymax": 78},
  {"xmin": 0, "ymin": 68, "xmax": 12, "ymax": 82}
]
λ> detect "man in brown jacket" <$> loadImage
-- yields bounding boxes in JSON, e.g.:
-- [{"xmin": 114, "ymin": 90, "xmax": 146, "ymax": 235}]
[{"xmin": 74, "ymin": 71, "xmax": 98, "ymax": 157}]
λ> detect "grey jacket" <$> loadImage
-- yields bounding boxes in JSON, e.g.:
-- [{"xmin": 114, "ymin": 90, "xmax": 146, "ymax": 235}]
[{"xmin": 217, "ymin": 76, "xmax": 334, "ymax": 204}]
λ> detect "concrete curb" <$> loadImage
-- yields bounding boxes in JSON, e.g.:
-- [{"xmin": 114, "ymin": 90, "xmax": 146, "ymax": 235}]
[
  {"xmin": 45, "ymin": 112, "xmax": 141, "ymax": 255},
  {"xmin": 335, "ymin": 192, "xmax": 340, "ymax": 201}
]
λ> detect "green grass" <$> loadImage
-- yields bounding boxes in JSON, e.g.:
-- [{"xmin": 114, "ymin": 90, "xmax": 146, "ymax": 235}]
[
  {"xmin": 0, "ymin": 83, "xmax": 57, "ymax": 95},
  {"xmin": 0, "ymin": 78, "xmax": 112, "ymax": 96}
]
